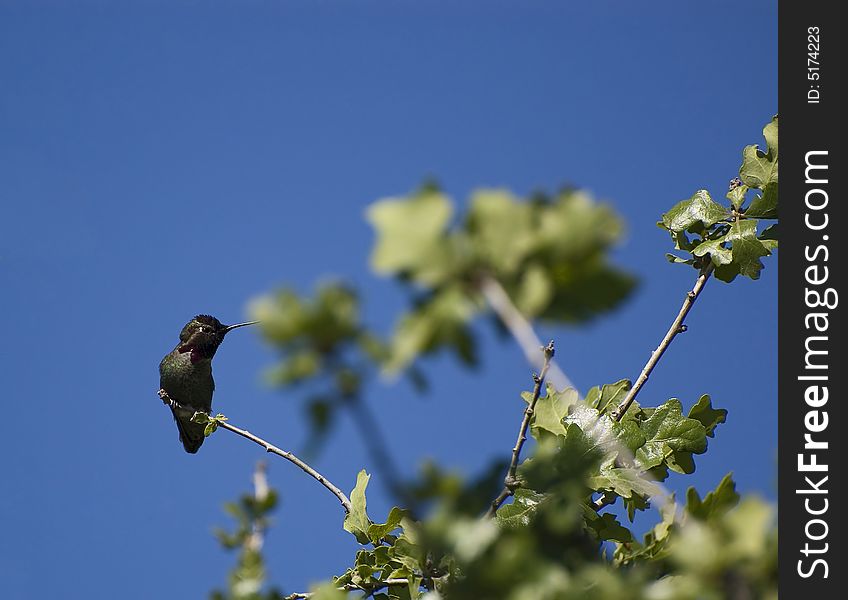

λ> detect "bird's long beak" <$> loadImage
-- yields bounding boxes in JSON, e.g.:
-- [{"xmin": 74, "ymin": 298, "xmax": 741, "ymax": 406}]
[{"xmin": 223, "ymin": 320, "xmax": 260, "ymax": 333}]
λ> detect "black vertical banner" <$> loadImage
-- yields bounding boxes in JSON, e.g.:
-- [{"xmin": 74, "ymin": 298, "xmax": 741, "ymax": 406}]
[{"xmin": 779, "ymin": 1, "xmax": 845, "ymax": 595}]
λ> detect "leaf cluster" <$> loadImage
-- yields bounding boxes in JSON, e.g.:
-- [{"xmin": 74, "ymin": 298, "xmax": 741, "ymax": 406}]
[
  {"xmin": 661, "ymin": 116, "xmax": 778, "ymax": 282},
  {"xmin": 191, "ymin": 411, "xmax": 230, "ymax": 437},
  {"xmin": 247, "ymin": 189, "xmax": 635, "ymax": 477},
  {"xmin": 368, "ymin": 187, "xmax": 636, "ymax": 373}
]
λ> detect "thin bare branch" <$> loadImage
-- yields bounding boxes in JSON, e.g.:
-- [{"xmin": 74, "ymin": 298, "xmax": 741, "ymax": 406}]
[
  {"xmin": 158, "ymin": 389, "xmax": 353, "ymax": 515},
  {"xmin": 610, "ymin": 265, "xmax": 714, "ymax": 422},
  {"xmin": 479, "ymin": 275, "xmax": 575, "ymax": 393},
  {"xmin": 485, "ymin": 341, "xmax": 555, "ymax": 518}
]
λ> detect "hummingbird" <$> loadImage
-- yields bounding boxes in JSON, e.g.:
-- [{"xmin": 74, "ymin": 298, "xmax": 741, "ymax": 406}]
[{"xmin": 159, "ymin": 315, "xmax": 258, "ymax": 453}]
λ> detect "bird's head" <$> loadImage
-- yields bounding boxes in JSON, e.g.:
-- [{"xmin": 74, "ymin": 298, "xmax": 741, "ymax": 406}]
[{"xmin": 177, "ymin": 314, "xmax": 257, "ymax": 362}]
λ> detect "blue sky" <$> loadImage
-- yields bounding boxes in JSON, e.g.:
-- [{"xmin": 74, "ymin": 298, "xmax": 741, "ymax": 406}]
[{"xmin": 1, "ymin": 2, "xmax": 777, "ymax": 598}]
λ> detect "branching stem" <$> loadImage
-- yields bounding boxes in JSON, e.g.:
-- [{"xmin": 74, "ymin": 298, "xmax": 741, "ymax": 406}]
[
  {"xmin": 609, "ymin": 264, "xmax": 714, "ymax": 422},
  {"xmin": 485, "ymin": 341, "xmax": 555, "ymax": 518},
  {"xmin": 158, "ymin": 389, "xmax": 353, "ymax": 515}
]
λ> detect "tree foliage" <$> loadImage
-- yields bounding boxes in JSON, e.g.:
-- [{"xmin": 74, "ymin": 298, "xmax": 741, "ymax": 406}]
[{"xmin": 206, "ymin": 117, "xmax": 778, "ymax": 599}]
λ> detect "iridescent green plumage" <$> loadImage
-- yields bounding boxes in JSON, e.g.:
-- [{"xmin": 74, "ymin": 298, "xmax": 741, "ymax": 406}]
[{"xmin": 159, "ymin": 315, "xmax": 257, "ymax": 453}]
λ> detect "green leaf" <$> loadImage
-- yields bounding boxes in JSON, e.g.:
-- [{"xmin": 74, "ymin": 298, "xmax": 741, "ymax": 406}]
[
  {"xmin": 634, "ymin": 399, "xmax": 708, "ymax": 471},
  {"xmin": 660, "ymin": 190, "xmax": 730, "ymax": 233},
  {"xmin": 760, "ymin": 223, "xmax": 778, "ymax": 241},
  {"xmin": 725, "ymin": 219, "xmax": 771, "ymax": 280},
  {"xmin": 466, "ymin": 189, "xmax": 539, "ymax": 275},
  {"xmin": 740, "ymin": 116, "xmax": 778, "ymax": 191},
  {"xmin": 565, "ymin": 404, "xmax": 647, "ymax": 459},
  {"xmin": 687, "ymin": 394, "xmax": 727, "ymax": 438},
  {"xmin": 513, "ymin": 263, "xmax": 554, "ymax": 317},
  {"xmin": 637, "ymin": 499, "xmax": 677, "ymax": 560},
  {"xmin": 539, "ymin": 261, "xmax": 637, "ymax": 323},
  {"xmin": 367, "ymin": 507, "xmax": 407, "ymax": 542},
  {"xmin": 745, "ymin": 183, "xmax": 778, "ymax": 219},
  {"xmin": 686, "ymin": 473, "xmax": 740, "ymax": 521},
  {"xmin": 614, "ymin": 502, "xmax": 677, "ymax": 565},
  {"xmin": 520, "ymin": 423, "xmax": 603, "ymax": 493},
  {"xmin": 583, "ymin": 507, "xmax": 634, "ymax": 543},
  {"xmin": 406, "ymin": 577, "xmax": 423, "ymax": 600},
  {"xmin": 726, "ymin": 183, "xmax": 748, "ymax": 210},
  {"xmin": 763, "ymin": 115, "xmax": 778, "ymax": 158},
  {"xmin": 538, "ymin": 191, "xmax": 625, "ymax": 257},
  {"xmin": 623, "ymin": 492, "xmax": 651, "ymax": 522},
  {"xmin": 666, "ymin": 450, "xmax": 697, "ymax": 474},
  {"xmin": 367, "ymin": 189, "xmax": 458, "ymax": 286},
  {"xmin": 251, "ymin": 283, "xmax": 361, "ymax": 347},
  {"xmin": 705, "ymin": 218, "xmax": 772, "ymax": 282},
  {"xmin": 692, "ymin": 238, "xmax": 733, "ymax": 266},
  {"xmin": 495, "ymin": 488, "xmax": 546, "ymax": 529},
  {"xmin": 344, "ymin": 470, "xmax": 373, "ymax": 544},
  {"xmin": 713, "ymin": 261, "xmax": 741, "ymax": 283},
  {"xmin": 530, "ymin": 385, "xmax": 578, "ymax": 438},
  {"xmin": 761, "ymin": 241, "xmax": 778, "ymax": 254},
  {"xmin": 506, "ymin": 190, "xmax": 637, "ymax": 322},
  {"xmin": 723, "ymin": 496, "xmax": 775, "ymax": 560},
  {"xmin": 666, "ymin": 228, "xmax": 696, "ymax": 252},
  {"xmin": 589, "ymin": 467, "xmax": 662, "ymax": 500},
  {"xmin": 760, "ymin": 223, "xmax": 779, "ymax": 252},
  {"xmin": 665, "ymin": 253, "xmax": 695, "ymax": 265},
  {"xmin": 190, "ymin": 412, "xmax": 210, "ymax": 425},
  {"xmin": 388, "ymin": 535, "xmax": 426, "ymax": 574},
  {"xmin": 585, "ymin": 379, "xmax": 632, "ymax": 415}
]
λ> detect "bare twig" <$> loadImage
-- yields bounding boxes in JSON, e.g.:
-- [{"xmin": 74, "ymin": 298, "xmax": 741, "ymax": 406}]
[
  {"xmin": 479, "ymin": 275, "xmax": 575, "ymax": 393},
  {"xmin": 609, "ymin": 265, "xmax": 714, "ymax": 422},
  {"xmin": 158, "ymin": 389, "xmax": 353, "ymax": 515},
  {"xmin": 485, "ymin": 341, "xmax": 555, "ymax": 518},
  {"xmin": 282, "ymin": 578, "xmax": 412, "ymax": 600},
  {"xmin": 591, "ymin": 266, "xmax": 714, "ymax": 511}
]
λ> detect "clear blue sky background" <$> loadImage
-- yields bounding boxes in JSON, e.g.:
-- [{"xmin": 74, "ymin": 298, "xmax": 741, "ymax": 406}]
[{"xmin": 1, "ymin": 2, "xmax": 777, "ymax": 598}]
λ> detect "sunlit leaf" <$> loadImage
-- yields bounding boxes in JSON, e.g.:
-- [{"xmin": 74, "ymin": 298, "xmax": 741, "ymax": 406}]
[
  {"xmin": 344, "ymin": 470, "xmax": 373, "ymax": 544},
  {"xmin": 530, "ymin": 385, "xmax": 578, "ymax": 438},
  {"xmin": 495, "ymin": 488, "xmax": 546, "ymax": 529},
  {"xmin": 740, "ymin": 116, "xmax": 778, "ymax": 191},
  {"xmin": 686, "ymin": 473, "xmax": 740, "ymax": 521},
  {"xmin": 634, "ymin": 399, "xmax": 707, "ymax": 471},
  {"xmin": 589, "ymin": 467, "xmax": 662, "ymax": 500},
  {"xmin": 367, "ymin": 189, "xmax": 458, "ymax": 286},
  {"xmin": 661, "ymin": 190, "xmax": 730, "ymax": 233},
  {"xmin": 368, "ymin": 507, "xmax": 407, "ymax": 542},
  {"xmin": 687, "ymin": 395, "xmax": 727, "ymax": 438}
]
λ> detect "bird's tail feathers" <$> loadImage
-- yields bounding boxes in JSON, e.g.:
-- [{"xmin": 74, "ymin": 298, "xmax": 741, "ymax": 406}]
[{"xmin": 171, "ymin": 408, "xmax": 205, "ymax": 454}]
